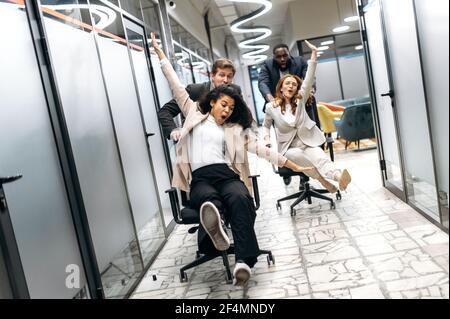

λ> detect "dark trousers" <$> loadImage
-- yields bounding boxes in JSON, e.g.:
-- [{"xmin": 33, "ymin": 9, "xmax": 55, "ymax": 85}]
[{"xmin": 190, "ymin": 164, "xmax": 260, "ymax": 268}]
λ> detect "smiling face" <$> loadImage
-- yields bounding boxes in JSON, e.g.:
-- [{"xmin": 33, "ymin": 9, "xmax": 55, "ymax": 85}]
[
  {"xmin": 280, "ymin": 76, "xmax": 299, "ymax": 100},
  {"xmin": 210, "ymin": 94, "xmax": 235, "ymax": 125}
]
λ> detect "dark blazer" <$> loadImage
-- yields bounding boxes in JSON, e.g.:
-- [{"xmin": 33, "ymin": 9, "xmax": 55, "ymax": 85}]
[
  {"xmin": 158, "ymin": 82, "xmax": 211, "ymax": 139},
  {"xmin": 258, "ymin": 56, "xmax": 309, "ymax": 100},
  {"xmin": 158, "ymin": 81, "xmax": 243, "ymax": 139}
]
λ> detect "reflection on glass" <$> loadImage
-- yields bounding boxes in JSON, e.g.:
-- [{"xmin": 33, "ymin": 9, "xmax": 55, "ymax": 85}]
[
  {"xmin": 40, "ymin": 0, "xmax": 144, "ymax": 299},
  {"xmin": 141, "ymin": 0, "xmax": 161, "ymax": 33},
  {"xmin": 124, "ymin": 23, "xmax": 167, "ymax": 263},
  {"xmin": 191, "ymin": 55, "xmax": 210, "ymax": 84},
  {"xmin": 119, "ymin": 0, "xmax": 142, "ymax": 20},
  {"xmin": 170, "ymin": 16, "xmax": 210, "ymax": 61},
  {"xmin": 174, "ymin": 43, "xmax": 194, "ymax": 85},
  {"xmin": 40, "ymin": 0, "xmax": 93, "ymax": 31},
  {"xmin": 89, "ymin": 0, "xmax": 127, "ymax": 46},
  {"xmin": 406, "ymin": 175, "xmax": 440, "ymax": 221}
]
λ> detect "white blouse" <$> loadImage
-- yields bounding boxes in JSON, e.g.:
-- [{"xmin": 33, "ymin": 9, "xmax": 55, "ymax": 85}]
[
  {"xmin": 188, "ymin": 114, "xmax": 228, "ymax": 172},
  {"xmin": 282, "ymin": 103, "xmax": 297, "ymax": 126}
]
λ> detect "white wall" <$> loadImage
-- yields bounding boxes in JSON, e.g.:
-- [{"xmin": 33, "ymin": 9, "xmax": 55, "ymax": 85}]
[
  {"xmin": 315, "ymin": 59, "xmax": 342, "ymax": 102},
  {"xmin": 285, "ymin": 0, "xmax": 360, "ymax": 45},
  {"xmin": 339, "ymin": 54, "xmax": 369, "ymax": 99}
]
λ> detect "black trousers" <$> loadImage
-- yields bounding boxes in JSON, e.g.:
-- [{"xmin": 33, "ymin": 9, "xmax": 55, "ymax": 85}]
[{"xmin": 190, "ymin": 164, "xmax": 260, "ymax": 268}]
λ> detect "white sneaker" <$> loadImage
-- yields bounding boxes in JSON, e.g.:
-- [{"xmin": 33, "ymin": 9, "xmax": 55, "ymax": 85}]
[
  {"xmin": 233, "ymin": 262, "xmax": 251, "ymax": 287},
  {"xmin": 200, "ymin": 201, "xmax": 230, "ymax": 251}
]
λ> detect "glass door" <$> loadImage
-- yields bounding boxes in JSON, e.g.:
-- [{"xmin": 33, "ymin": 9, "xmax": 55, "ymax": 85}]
[
  {"xmin": 361, "ymin": 0, "xmax": 406, "ymax": 199},
  {"xmin": 380, "ymin": 0, "xmax": 440, "ymax": 222},
  {"xmin": 123, "ymin": 18, "xmax": 174, "ymax": 231},
  {"xmin": 361, "ymin": 0, "xmax": 441, "ymax": 224}
]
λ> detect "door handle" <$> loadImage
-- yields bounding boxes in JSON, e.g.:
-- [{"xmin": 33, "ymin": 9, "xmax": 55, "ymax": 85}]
[
  {"xmin": 381, "ymin": 90, "xmax": 394, "ymax": 98},
  {"xmin": 0, "ymin": 175, "xmax": 22, "ymax": 212},
  {"xmin": 0, "ymin": 174, "xmax": 23, "ymax": 185},
  {"xmin": 146, "ymin": 133, "xmax": 155, "ymax": 138}
]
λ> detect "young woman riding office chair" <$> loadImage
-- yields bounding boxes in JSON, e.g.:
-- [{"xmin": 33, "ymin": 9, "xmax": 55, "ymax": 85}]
[
  {"xmin": 263, "ymin": 41, "xmax": 352, "ymax": 198},
  {"xmin": 150, "ymin": 33, "xmax": 314, "ymax": 286}
]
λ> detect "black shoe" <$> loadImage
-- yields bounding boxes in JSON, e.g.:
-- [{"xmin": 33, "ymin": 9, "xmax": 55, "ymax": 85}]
[{"xmin": 283, "ymin": 176, "xmax": 292, "ymax": 185}]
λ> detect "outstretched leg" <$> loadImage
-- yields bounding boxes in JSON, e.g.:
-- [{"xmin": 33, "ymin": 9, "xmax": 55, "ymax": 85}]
[
  {"xmin": 220, "ymin": 179, "xmax": 260, "ymax": 268},
  {"xmin": 190, "ymin": 180, "xmax": 226, "ymax": 256}
]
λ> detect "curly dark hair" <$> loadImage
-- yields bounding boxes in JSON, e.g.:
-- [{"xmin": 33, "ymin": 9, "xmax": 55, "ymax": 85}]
[{"xmin": 198, "ymin": 84, "xmax": 253, "ymax": 129}]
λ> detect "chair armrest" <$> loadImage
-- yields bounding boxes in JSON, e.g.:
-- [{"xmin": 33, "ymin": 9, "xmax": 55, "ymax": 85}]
[
  {"xmin": 249, "ymin": 175, "xmax": 261, "ymax": 210},
  {"xmin": 165, "ymin": 188, "xmax": 182, "ymax": 223},
  {"xmin": 271, "ymin": 164, "xmax": 279, "ymax": 174}
]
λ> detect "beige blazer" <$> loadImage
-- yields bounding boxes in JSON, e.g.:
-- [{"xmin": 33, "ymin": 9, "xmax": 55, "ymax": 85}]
[
  {"xmin": 160, "ymin": 59, "xmax": 287, "ymax": 193},
  {"xmin": 263, "ymin": 61, "xmax": 326, "ymax": 155}
]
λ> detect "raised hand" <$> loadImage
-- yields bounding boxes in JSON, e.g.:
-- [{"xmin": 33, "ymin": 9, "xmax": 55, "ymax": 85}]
[
  {"xmin": 151, "ymin": 32, "xmax": 166, "ymax": 60},
  {"xmin": 304, "ymin": 40, "xmax": 318, "ymax": 61},
  {"xmin": 304, "ymin": 40, "xmax": 318, "ymax": 52}
]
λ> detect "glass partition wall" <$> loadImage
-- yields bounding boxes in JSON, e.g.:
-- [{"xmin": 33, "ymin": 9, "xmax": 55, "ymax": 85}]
[
  {"xmin": 0, "ymin": 0, "xmax": 177, "ymax": 298},
  {"xmin": 0, "ymin": 0, "xmax": 89, "ymax": 298},
  {"xmin": 360, "ymin": 0, "xmax": 448, "ymax": 230},
  {"xmin": 37, "ymin": 0, "xmax": 172, "ymax": 298}
]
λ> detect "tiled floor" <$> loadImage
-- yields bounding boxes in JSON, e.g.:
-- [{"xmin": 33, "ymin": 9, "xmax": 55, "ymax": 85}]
[{"xmin": 131, "ymin": 147, "xmax": 449, "ymax": 299}]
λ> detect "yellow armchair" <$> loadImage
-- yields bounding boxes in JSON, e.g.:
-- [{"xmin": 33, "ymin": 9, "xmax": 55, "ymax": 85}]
[{"xmin": 317, "ymin": 104, "xmax": 344, "ymax": 134}]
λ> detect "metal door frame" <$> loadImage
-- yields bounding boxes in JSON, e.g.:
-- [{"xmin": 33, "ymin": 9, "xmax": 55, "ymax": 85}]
[
  {"xmin": 0, "ymin": 178, "xmax": 29, "ymax": 299},
  {"xmin": 358, "ymin": 0, "xmax": 408, "ymax": 201}
]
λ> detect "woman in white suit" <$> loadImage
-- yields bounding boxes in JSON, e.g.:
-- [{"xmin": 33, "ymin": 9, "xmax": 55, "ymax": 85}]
[{"xmin": 263, "ymin": 41, "xmax": 351, "ymax": 192}]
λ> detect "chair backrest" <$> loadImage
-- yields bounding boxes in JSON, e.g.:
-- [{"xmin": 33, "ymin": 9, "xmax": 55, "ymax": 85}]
[
  {"xmin": 329, "ymin": 99, "xmax": 355, "ymax": 108},
  {"xmin": 335, "ymin": 102, "xmax": 375, "ymax": 141},
  {"xmin": 317, "ymin": 104, "xmax": 342, "ymax": 134}
]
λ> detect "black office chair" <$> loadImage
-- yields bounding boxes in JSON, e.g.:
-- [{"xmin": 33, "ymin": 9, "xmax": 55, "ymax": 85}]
[
  {"xmin": 273, "ymin": 167, "xmax": 341, "ymax": 216},
  {"xmin": 165, "ymin": 175, "xmax": 275, "ymax": 284},
  {"xmin": 272, "ymin": 97, "xmax": 341, "ymax": 216}
]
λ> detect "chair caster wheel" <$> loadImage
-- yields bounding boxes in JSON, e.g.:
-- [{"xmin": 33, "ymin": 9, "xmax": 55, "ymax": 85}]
[
  {"xmin": 196, "ymin": 251, "xmax": 201, "ymax": 259},
  {"xmin": 330, "ymin": 202, "xmax": 336, "ymax": 210},
  {"xmin": 336, "ymin": 191, "xmax": 342, "ymax": 200},
  {"xmin": 226, "ymin": 269, "xmax": 233, "ymax": 284},
  {"xmin": 180, "ymin": 271, "xmax": 188, "ymax": 282},
  {"xmin": 276, "ymin": 203, "xmax": 281, "ymax": 210},
  {"xmin": 267, "ymin": 253, "xmax": 275, "ymax": 266},
  {"xmin": 283, "ymin": 176, "xmax": 292, "ymax": 185}
]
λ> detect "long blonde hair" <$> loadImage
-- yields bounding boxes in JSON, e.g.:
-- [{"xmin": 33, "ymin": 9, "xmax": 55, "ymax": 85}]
[{"xmin": 274, "ymin": 74, "xmax": 303, "ymax": 115}]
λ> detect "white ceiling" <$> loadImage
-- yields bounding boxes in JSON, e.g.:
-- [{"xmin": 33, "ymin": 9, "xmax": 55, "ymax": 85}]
[{"xmin": 211, "ymin": 0, "xmax": 360, "ymax": 58}]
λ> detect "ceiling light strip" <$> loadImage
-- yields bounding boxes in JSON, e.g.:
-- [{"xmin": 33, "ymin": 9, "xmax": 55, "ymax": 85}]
[{"xmin": 228, "ymin": 0, "xmax": 272, "ymax": 64}]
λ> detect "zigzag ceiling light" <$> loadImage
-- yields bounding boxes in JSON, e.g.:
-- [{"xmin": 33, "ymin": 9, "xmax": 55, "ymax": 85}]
[{"xmin": 228, "ymin": 0, "xmax": 272, "ymax": 64}]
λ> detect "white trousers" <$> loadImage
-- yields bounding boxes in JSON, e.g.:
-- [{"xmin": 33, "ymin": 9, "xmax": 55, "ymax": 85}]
[{"xmin": 284, "ymin": 137, "xmax": 340, "ymax": 180}]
